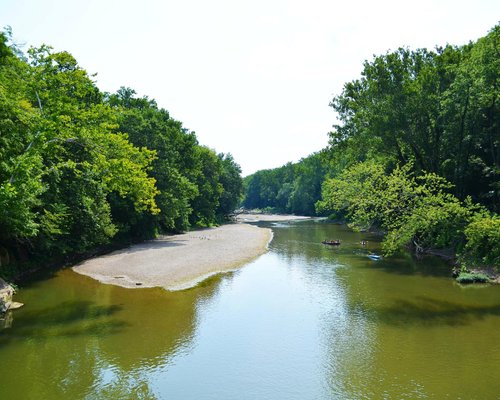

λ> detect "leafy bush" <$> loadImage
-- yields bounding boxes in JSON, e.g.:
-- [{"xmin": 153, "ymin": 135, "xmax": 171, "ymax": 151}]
[
  {"xmin": 461, "ymin": 214, "xmax": 500, "ymax": 267},
  {"xmin": 455, "ymin": 272, "xmax": 491, "ymax": 284},
  {"xmin": 317, "ymin": 161, "xmax": 480, "ymax": 256}
]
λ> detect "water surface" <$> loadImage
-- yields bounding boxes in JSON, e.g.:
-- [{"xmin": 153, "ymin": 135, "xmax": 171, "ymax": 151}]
[{"xmin": 1, "ymin": 221, "xmax": 499, "ymax": 399}]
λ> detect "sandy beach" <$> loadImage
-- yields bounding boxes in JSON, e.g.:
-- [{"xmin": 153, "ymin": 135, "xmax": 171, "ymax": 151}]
[{"xmin": 73, "ymin": 223, "xmax": 273, "ymax": 291}]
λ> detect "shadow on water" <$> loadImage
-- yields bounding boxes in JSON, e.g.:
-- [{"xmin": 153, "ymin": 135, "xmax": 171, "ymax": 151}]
[
  {"xmin": 0, "ymin": 301, "xmax": 127, "ymax": 346},
  {"xmin": 264, "ymin": 219, "xmax": 374, "ymax": 263},
  {"xmin": 357, "ymin": 253, "xmax": 452, "ymax": 278},
  {"xmin": 266, "ymin": 220, "xmax": 452, "ymax": 280},
  {"xmin": 15, "ymin": 264, "xmax": 64, "ymax": 290},
  {"xmin": 355, "ymin": 296, "xmax": 500, "ymax": 327}
]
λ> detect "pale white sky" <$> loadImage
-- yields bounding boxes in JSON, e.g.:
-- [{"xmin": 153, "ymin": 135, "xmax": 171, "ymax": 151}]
[{"xmin": 1, "ymin": 0, "xmax": 498, "ymax": 175}]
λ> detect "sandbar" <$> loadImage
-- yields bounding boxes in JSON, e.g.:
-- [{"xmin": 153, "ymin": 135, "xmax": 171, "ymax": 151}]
[
  {"xmin": 73, "ymin": 223, "xmax": 272, "ymax": 291},
  {"xmin": 235, "ymin": 213, "xmax": 311, "ymax": 222}
]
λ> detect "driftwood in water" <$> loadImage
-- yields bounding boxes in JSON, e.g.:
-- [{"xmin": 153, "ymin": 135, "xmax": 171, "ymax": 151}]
[{"xmin": 322, "ymin": 239, "xmax": 341, "ymax": 246}]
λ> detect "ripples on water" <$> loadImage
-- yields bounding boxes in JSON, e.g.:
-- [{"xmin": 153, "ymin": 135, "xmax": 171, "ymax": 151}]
[{"xmin": 1, "ymin": 220, "xmax": 500, "ymax": 399}]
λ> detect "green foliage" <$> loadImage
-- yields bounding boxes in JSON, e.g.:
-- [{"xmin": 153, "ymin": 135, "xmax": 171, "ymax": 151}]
[
  {"xmin": 107, "ymin": 89, "xmax": 242, "ymax": 231},
  {"xmin": 317, "ymin": 161, "xmax": 387, "ymax": 230},
  {"xmin": 242, "ymin": 153, "xmax": 326, "ymax": 216},
  {"xmin": 329, "ymin": 25, "xmax": 499, "ymax": 211},
  {"xmin": 107, "ymin": 88, "xmax": 197, "ymax": 232},
  {"xmin": 188, "ymin": 146, "xmax": 224, "ymax": 227},
  {"xmin": 314, "ymin": 24, "xmax": 500, "ymax": 267},
  {"xmin": 217, "ymin": 153, "xmax": 243, "ymax": 217},
  {"xmin": 240, "ymin": 25, "xmax": 500, "ymax": 273},
  {"xmin": 461, "ymin": 214, "xmax": 500, "ymax": 267},
  {"xmin": 317, "ymin": 161, "xmax": 482, "ymax": 257},
  {"xmin": 0, "ymin": 33, "xmax": 45, "ymax": 240},
  {"xmin": 455, "ymin": 272, "xmax": 491, "ymax": 284},
  {"xmin": 381, "ymin": 170, "xmax": 474, "ymax": 255},
  {"xmin": 0, "ymin": 31, "xmax": 243, "ymax": 278},
  {"xmin": 20, "ymin": 46, "xmax": 160, "ymax": 255}
]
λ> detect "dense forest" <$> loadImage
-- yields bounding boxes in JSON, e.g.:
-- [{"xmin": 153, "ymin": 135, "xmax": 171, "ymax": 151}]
[
  {"xmin": 242, "ymin": 152, "xmax": 326, "ymax": 216},
  {"xmin": 1, "ymin": 25, "xmax": 498, "ymax": 281},
  {"xmin": 243, "ymin": 25, "xmax": 499, "ymax": 272},
  {"xmin": 0, "ymin": 31, "xmax": 243, "ymax": 279}
]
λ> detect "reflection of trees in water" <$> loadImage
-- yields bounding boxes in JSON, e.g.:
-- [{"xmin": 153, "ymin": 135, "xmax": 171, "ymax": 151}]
[
  {"xmin": 259, "ymin": 221, "xmax": 379, "ymax": 399},
  {"xmin": 357, "ymin": 296, "xmax": 500, "ymax": 327},
  {"xmin": 279, "ymin": 222, "xmax": 449, "ymax": 398},
  {"xmin": 161, "ymin": 221, "xmax": 471, "ymax": 400},
  {"xmin": 4, "ymin": 222, "xmax": 495, "ymax": 399},
  {"xmin": 0, "ymin": 268, "xmax": 226, "ymax": 399},
  {"xmin": 319, "ymin": 236, "xmax": 500, "ymax": 400},
  {"xmin": 0, "ymin": 300, "xmax": 126, "ymax": 345},
  {"xmin": 269, "ymin": 221, "xmax": 381, "ymax": 266},
  {"xmin": 318, "ymin": 267, "xmax": 378, "ymax": 399}
]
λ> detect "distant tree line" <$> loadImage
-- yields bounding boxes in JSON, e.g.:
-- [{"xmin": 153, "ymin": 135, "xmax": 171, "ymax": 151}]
[
  {"xmin": 0, "ymin": 31, "xmax": 242, "ymax": 279},
  {"xmin": 242, "ymin": 152, "xmax": 326, "ymax": 216},
  {"xmin": 243, "ymin": 24, "xmax": 499, "ymax": 270}
]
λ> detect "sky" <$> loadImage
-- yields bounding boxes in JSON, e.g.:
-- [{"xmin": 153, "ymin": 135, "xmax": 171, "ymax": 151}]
[{"xmin": 0, "ymin": 0, "xmax": 498, "ymax": 175}]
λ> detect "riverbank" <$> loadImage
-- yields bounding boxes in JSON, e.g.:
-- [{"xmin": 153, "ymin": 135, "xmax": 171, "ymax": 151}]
[{"xmin": 73, "ymin": 223, "xmax": 272, "ymax": 291}]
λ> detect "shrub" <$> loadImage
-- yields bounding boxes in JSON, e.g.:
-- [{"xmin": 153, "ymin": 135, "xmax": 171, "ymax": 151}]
[
  {"xmin": 461, "ymin": 214, "xmax": 500, "ymax": 268},
  {"xmin": 456, "ymin": 272, "xmax": 491, "ymax": 284}
]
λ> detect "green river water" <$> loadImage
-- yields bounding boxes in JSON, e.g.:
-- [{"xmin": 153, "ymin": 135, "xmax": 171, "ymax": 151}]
[{"xmin": 1, "ymin": 220, "xmax": 499, "ymax": 399}]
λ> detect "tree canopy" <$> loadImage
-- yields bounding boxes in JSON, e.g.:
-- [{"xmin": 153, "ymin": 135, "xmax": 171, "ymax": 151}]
[
  {"xmin": 242, "ymin": 24, "xmax": 499, "ymax": 270},
  {"xmin": 0, "ymin": 31, "xmax": 243, "ymax": 278},
  {"xmin": 329, "ymin": 25, "xmax": 499, "ymax": 210}
]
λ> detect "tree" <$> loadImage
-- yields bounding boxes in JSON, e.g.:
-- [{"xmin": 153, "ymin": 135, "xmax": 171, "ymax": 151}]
[
  {"xmin": 328, "ymin": 26, "xmax": 499, "ymax": 210},
  {"xmin": 217, "ymin": 153, "xmax": 243, "ymax": 216},
  {"xmin": 242, "ymin": 154, "xmax": 326, "ymax": 215},
  {"xmin": 0, "ymin": 30, "xmax": 245, "ymax": 279},
  {"xmin": 0, "ymin": 37, "xmax": 159, "ymax": 268},
  {"xmin": 108, "ymin": 88, "xmax": 198, "ymax": 232},
  {"xmin": 317, "ymin": 161, "xmax": 480, "ymax": 256},
  {"xmin": 188, "ymin": 146, "xmax": 223, "ymax": 226},
  {"xmin": 0, "ymin": 33, "xmax": 44, "ymax": 240}
]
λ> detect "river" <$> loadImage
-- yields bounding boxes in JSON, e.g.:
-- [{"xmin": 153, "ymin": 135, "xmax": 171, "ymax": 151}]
[{"xmin": 1, "ymin": 220, "xmax": 499, "ymax": 399}]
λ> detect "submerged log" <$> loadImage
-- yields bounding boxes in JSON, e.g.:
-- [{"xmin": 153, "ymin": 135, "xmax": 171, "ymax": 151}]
[{"xmin": 9, "ymin": 301, "xmax": 24, "ymax": 310}]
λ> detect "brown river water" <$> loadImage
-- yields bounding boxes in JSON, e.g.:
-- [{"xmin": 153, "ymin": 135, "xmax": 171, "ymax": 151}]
[{"xmin": 1, "ymin": 220, "xmax": 499, "ymax": 399}]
